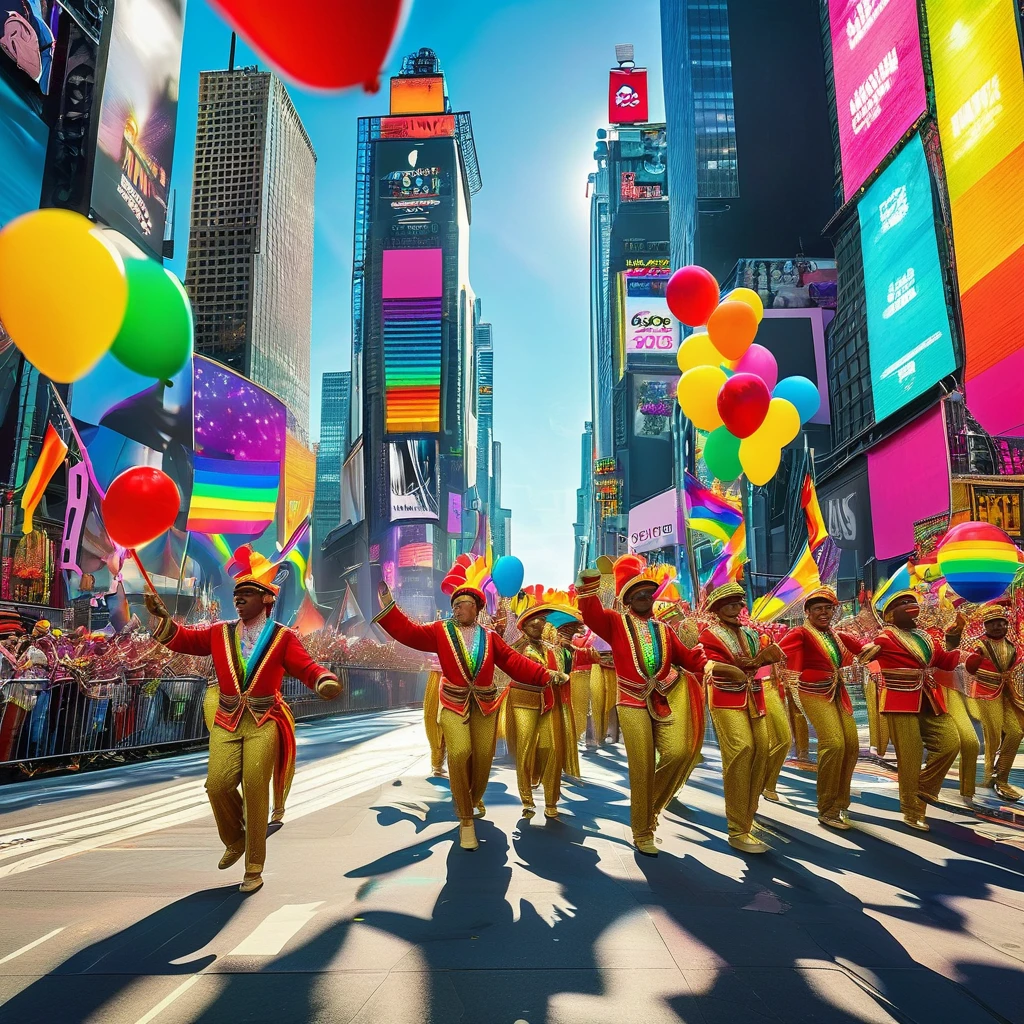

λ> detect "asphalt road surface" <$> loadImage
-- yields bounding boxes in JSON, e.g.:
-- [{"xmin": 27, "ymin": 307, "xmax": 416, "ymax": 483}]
[{"xmin": 1, "ymin": 707, "xmax": 1023, "ymax": 1024}]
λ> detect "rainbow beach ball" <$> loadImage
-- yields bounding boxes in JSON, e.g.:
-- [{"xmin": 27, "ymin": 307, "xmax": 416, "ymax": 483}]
[{"xmin": 936, "ymin": 522, "xmax": 1021, "ymax": 603}]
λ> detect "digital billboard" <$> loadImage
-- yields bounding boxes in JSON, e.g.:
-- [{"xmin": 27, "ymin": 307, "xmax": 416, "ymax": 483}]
[
  {"xmin": 828, "ymin": 0, "xmax": 927, "ymax": 201},
  {"xmin": 929, "ymin": 0, "xmax": 1024, "ymax": 434},
  {"xmin": 0, "ymin": 73, "xmax": 45, "ymax": 228},
  {"xmin": 382, "ymin": 248, "xmax": 442, "ymax": 434},
  {"xmin": 91, "ymin": 0, "xmax": 185, "ymax": 258},
  {"xmin": 390, "ymin": 74, "xmax": 445, "ymax": 115},
  {"xmin": 633, "ymin": 375, "xmax": 677, "ymax": 440},
  {"xmin": 609, "ymin": 67, "xmax": 649, "ymax": 124},
  {"xmin": 389, "ymin": 440, "xmax": 439, "ymax": 521},
  {"xmin": 623, "ymin": 271, "xmax": 678, "ymax": 366},
  {"xmin": 858, "ymin": 132, "xmax": 955, "ymax": 421},
  {"xmin": 0, "ymin": 0, "xmax": 58, "ymax": 104}
]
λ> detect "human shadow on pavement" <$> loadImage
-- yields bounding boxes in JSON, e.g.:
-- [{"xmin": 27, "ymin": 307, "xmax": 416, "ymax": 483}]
[{"xmin": 0, "ymin": 885, "xmax": 247, "ymax": 1024}]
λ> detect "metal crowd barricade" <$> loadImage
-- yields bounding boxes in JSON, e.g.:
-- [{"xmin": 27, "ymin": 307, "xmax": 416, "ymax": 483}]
[{"xmin": 0, "ymin": 667, "xmax": 431, "ymax": 772}]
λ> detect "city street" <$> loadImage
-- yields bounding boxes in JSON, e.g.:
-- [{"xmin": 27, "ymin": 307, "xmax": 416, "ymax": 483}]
[{"xmin": 0, "ymin": 708, "xmax": 1022, "ymax": 1023}]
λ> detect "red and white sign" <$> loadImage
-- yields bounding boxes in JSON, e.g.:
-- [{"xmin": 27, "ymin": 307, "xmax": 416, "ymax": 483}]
[{"xmin": 609, "ymin": 67, "xmax": 649, "ymax": 124}]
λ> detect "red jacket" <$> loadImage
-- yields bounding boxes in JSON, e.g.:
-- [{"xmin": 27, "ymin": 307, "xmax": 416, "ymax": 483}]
[
  {"xmin": 578, "ymin": 594, "xmax": 706, "ymax": 720},
  {"xmin": 872, "ymin": 627, "xmax": 961, "ymax": 714},
  {"xmin": 779, "ymin": 626, "xmax": 865, "ymax": 714},
  {"xmin": 699, "ymin": 624, "xmax": 767, "ymax": 716},
  {"xmin": 160, "ymin": 619, "xmax": 336, "ymax": 732},
  {"xmin": 375, "ymin": 602, "xmax": 550, "ymax": 716},
  {"xmin": 964, "ymin": 639, "xmax": 1018, "ymax": 701}
]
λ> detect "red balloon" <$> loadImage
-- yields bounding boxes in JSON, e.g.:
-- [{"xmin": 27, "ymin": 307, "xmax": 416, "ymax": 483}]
[
  {"xmin": 102, "ymin": 468, "xmax": 181, "ymax": 550},
  {"xmin": 717, "ymin": 373, "xmax": 771, "ymax": 439},
  {"xmin": 666, "ymin": 266, "xmax": 720, "ymax": 328},
  {"xmin": 210, "ymin": 0, "xmax": 406, "ymax": 91}
]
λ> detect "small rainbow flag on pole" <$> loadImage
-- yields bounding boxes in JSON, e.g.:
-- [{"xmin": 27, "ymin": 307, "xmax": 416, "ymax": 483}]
[{"xmin": 186, "ymin": 457, "xmax": 279, "ymax": 536}]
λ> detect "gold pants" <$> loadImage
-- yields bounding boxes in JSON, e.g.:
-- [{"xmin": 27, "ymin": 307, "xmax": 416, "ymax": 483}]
[
  {"xmin": 944, "ymin": 690, "xmax": 980, "ymax": 799},
  {"xmin": 667, "ymin": 676, "xmax": 704, "ymax": 799},
  {"xmin": 423, "ymin": 672, "xmax": 446, "ymax": 773},
  {"xmin": 440, "ymin": 704, "xmax": 498, "ymax": 822},
  {"xmin": 974, "ymin": 692, "xmax": 1024, "ymax": 785},
  {"xmin": 590, "ymin": 664, "xmax": 616, "ymax": 743},
  {"xmin": 570, "ymin": 670, "xmax": 590, "ymax": 741},
  {"xmin": 710, "ymin": 698, "xmax": 769, "ymax": 837},
  {"xmin": 787, "ymin": 690, "xmax": 810, "ymax": 759},
  {"xmin": 763, "ymin": 685, "xmax": 792, "ymax": 795},
  {"xmin": 801, "ymin": 693, "xmax": 859, "ymax": 816},
  {"xmin": 207, "ymin": 712, "xmax": 278, "ymax": 878},
  {"xmin": 510, "ymin": 694, "xmax": 563, "ymax": 810},
  {"xmin": 618, "ymin": 704, "xmax": 691, "ymax": 844},
  {"xmin": 885, "ymin": 707, "xmax": 959, "ymax": 818},
  {"xmin": 865, "ymin": 679, "xmax": 890, "ymax": 756}
]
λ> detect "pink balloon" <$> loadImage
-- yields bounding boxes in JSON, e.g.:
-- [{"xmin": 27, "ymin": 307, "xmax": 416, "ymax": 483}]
[{"xmin": 732, "ymin": 344, "xmax": 778, "ymax": 391}]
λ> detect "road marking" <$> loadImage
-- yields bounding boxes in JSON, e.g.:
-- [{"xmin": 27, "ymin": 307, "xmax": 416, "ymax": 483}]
[
  {"xmin": 228, "ymin": 901, "xmax": 324, "ymax": 956},
  {"xmin": 0, "ymin": 927, "xmax": 65, "ymax": 964},
  {"xmin": 132, "ymin": 975, "xmax": 199, "ymax": 1024}
]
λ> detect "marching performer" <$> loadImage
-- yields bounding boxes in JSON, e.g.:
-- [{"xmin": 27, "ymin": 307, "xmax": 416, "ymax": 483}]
[
  {"xmin": 863, "ymin": 590, "xmax": 964, "ymax": 831},
  {"xmin": 146, "ymin": 547, "xmax": 340, "ymax": 893},
  {"xmin": 779, "ymin": 588, "xmax": 866, "ymax": 829},
  {"xmin": 576, "ymin": 555, "xmax": 712, "ymax": 856},
  {"xmin": 374, "ymin": 557, "xmax": 566, "ymax": 851},
  {"xmin": 508, "ymin": 592, "xmax": 589, "ymax": 818},
  {"xmin": 761, "ymin": 662, "xmax": 793, "ymax": 803},
  {"xmin": 699, "ymin": 582, "xmax": 783, "ymax": 854},
  {"xmin": 963, "ymin": 603, "xmax": 1023, "ymax": 802}
]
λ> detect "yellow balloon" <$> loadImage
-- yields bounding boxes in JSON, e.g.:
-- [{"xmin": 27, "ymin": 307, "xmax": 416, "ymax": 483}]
[
  {"xmin": 739, "ymin": 435, "xmax": 781, "ymax": 486},
  {"xmin": 677, "ymin": 365, "xmax": 726, "ymax": 431},
  {"xmin": 727, "ymin": 287, "xmax": 765, "ymax": 323},
  {"xmin": 0, "ymin": 209, "xmax": 127, "ymax": 383},
  {"xmin": 761, "ymin": 397, "xmax": 801, "ymax": 446},
  {"xmin": 676, "ymin": 331, "xmax": 722, "ymax": 373}
]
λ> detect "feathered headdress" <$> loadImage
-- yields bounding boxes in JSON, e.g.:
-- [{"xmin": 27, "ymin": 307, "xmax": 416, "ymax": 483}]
[
  {"xmin": 613, "ymin": 553, "xmax": 668, "ymax": 602},
  {"xmin": 513, "ymin": 585, "xmax": 582, "ymax": 629},
  {"xmin": 440, "ymin": 553, "xmax": 490, "ymax": 609},
  {"xmin": 228, "ymin": 544, "xmax": 280, "ymax": 596}
]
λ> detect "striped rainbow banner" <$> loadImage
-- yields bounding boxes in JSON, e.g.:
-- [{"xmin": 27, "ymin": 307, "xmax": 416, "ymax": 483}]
[{"xmin": 186, "ymin": 457, "xmax": 279, "ymax": 536}]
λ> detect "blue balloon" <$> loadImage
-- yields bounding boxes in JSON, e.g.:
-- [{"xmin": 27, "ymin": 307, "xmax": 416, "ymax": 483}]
[
  {"xmin": 491, "ymin": 555, "xmax": 525, "ymax": 598},
  {"xmin": 772, "ymin": 375, "xmax": 820, "ymax": 424}
]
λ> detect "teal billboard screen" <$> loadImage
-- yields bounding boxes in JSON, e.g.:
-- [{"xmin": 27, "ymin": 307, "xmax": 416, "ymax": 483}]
[{"xmin": 858, "ymin": 133, "xmax": 956, "ymax": 421}]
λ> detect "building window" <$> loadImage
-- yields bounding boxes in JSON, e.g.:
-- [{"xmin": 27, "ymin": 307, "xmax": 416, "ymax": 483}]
[{"xmin": 974, "ymin": 488, "xmax": 1022, "ymax": 537}]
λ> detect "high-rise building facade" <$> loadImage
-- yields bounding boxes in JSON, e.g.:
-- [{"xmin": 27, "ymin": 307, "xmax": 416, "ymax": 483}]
[
  {"xmin": 321, "ymin": 49, "xmax": 487, "ymax": 617},
  {"xmin": 312, "ymin": 371, "xmax": 351, "ymax": 580},
  {"xmin": 184, "ymin": 68, "xmax": 316, "ymax": 439}
]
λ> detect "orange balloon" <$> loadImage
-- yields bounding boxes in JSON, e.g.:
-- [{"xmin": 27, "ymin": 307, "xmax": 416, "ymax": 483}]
[{"xmin": 707, "ymin": 300, "xmax": 758, "ymax": 361}]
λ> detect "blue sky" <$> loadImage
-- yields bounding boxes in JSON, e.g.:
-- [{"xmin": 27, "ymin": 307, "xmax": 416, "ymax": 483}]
[{"xmin": 170, "ymin": 0, "xmax": 665, "ymax": 586}]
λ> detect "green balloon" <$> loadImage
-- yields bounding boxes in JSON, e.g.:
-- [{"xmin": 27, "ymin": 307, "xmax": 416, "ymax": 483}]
[
  {"xmin": 110, "ymin": 257, "xmax": 193, "ymax": 381},
  {"xmin": 703, "ymin": 426, "xmax": 743, "ymax": 482}
]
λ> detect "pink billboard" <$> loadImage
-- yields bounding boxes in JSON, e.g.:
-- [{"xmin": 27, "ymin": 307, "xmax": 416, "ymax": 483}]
[{"xmin": 829, "ymin": 0, "xmax": 927, "ymax": 201}]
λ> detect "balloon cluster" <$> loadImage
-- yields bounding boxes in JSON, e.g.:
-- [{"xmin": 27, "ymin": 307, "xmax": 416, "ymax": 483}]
[
  {"xmin": 0, "ymin": 209, "xmax": 192, "ymax": 385},
  {"xmin": 667, "ymin": 266, "xmax": 821, "ymax": 486}
]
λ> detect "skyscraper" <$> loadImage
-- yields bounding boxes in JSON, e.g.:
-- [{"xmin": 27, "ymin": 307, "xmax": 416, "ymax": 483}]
[
  {"xmin": 474, "ymin": 313, "xmax": 494, "ymax": 518},
  {"xmin": 313, "ymin": 371, "xmax": 351, "ymax": 579},
  {"xmin": 321, "ymin": 49, "xmax": 486, "ymax": 614},
  {"xmin": 184, "ymin": 67, "xmax": 316, "ymax": 439}
]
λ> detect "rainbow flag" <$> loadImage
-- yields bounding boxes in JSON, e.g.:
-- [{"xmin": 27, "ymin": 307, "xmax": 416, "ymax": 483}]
[
  {"xmin": 21, "ymin": 424, "xmax": 67, "ymax": 534},
  {"xmin": 278, "ymin": 518, "xmax": 312, "ymax": 589},
  {"xmin": 684, "ymin": 472, "xmax": 743, "ymax": 544},
  {"xmin": 801, "ymin": 473, "xmax": 829, "ymax": 551},
  {"xmin": 187, "ymin": 457, "xmax": 279, "ymax": 536},
  {"xmin": 707, "ymin": 522, "xmax": 747, "ymax": 588},
  {"xmin": 751, "ymin": 542, "xmax": 821, "ymax": 622}
]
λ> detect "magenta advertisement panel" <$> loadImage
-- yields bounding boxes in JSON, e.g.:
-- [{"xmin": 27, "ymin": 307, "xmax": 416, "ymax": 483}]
[{"xmin": 828, "ymin": 0, "xmax": 927, "ymax": 201}]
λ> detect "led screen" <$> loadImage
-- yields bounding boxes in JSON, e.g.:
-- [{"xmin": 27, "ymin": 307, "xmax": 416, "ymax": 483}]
[
  {"xmin": 382, "ymin": 248, "xmax": 442, "ymax": 434},
  {"xmin": 929, "ymin": 0, "xmax": 1024, "ymax": 433},
  {"xmin": 858, "ymin": 132, "xmax": 955, "ymax": 420},
  {"xmin": 0, "ymin": 73, "xmax": 45, "ymax": 228},
  {"xmin": 91, "ymin": 0, "xmax": 185, "ymax": 257},
  {"xmin": 829, "ymin": 0, "xmax": 927, "ymax": 201},
  {"xmin": 389, "ymin": 439, "xmax": 439, "ymax": 521},
  {"xmin": 623, "ymin": 272, "xmax": 678, "ymax": 368}
]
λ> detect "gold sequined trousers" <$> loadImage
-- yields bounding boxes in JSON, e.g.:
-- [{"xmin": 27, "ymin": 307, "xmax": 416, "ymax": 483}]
[
  {"xmin": 661, "ymin": 677, "xmax": 703, "ymax": 807},
  {"xmin": 884, "ymin": 707, "xmax": 959, "ymax": 818},
  {"xmin": 864, "ymin": 678, "xmax": 890, "ymax": 756},
  {"xmin": 762, "ymin": 684, "xmax": 792, "ymax": 796},
  {"xmin": 423, "ymin": 672, "xmax": 446, "ymax": 773},
  {"xmin": 800, "ymin": 693, "xmax": 859, "ymax": 816},
  {"xmin": 787, "ymin": 689, "xmax": 810, "ymax": 759},
  {"xmin": 510, "ymin": 691, "xmax": 564, "ymax": 810},
  {"xmin": 974, "ymin": 693, "xmax": 1024, "ymax": 784},
  {"xmin": 590, "ymin": 665, "xmax": 616, "ymax": 743},
  {"xmin": 439, "ymin": 704, "xmax": 498, "ymax": 822},
  {"xmin": 570, "ymin": 670, "xmax": 590, "ymax": 741},
  {"xmin": 618, "ymin": 704, "xmax": 690, "ymax": 844},
  {"xmin": 710, "ymin": 696, "xmax": 769, "ymax": 837},
  {"xmin": 207, "ymin": 712, "xmax": 278, "ymax": 878},
  {"xmin": 944, "ymin": 689, "xmax": 980, "ymax": 799}
]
